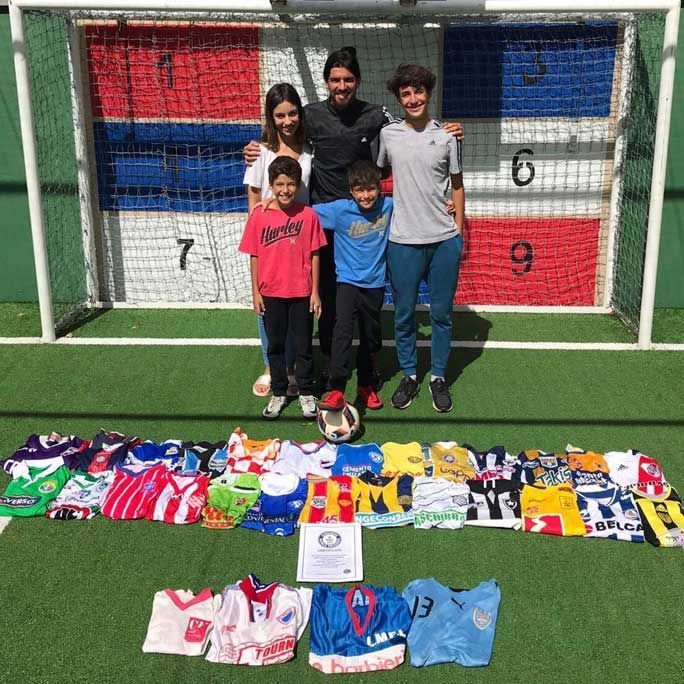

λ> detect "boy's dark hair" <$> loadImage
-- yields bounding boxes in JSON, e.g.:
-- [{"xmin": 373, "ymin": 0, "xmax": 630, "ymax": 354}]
[
  {"xmin": 386, "ymin": 63, "xmax": 436, "ymax": 98},
  {"xmin": 268, "ymin": 156, "xmax": 302, "ymax": 185},
  {"xmin": 348, "ymin": 160, "xmax": 381, "ymax": 189},
  {"xmin": 323, "ymin": 46, "xmax": 361, "ymax": 81}
]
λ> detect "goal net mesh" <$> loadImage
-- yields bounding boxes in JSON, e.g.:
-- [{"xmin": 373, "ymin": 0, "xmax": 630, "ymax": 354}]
[{"xmin": 20, "ymin": 9, "xmax": 665, "ymax": 335}]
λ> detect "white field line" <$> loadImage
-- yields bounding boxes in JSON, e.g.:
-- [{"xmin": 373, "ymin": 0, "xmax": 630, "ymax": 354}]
[
  {"xmin": 1, "ymin": 336, "xmax": 684, "ymax": 350},
  {"xmin": 0, "ymin": 517, "xmax": 12, "ymax": 535}
]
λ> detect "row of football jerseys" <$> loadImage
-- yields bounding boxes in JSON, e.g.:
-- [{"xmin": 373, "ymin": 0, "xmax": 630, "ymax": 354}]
[
  {"xmin": 142, "ymin": 574, "xmax": 500, "ymax": 672},
  {"xmin": 1, "ymin": 430, "xmax": 682, "ymax": 548}
]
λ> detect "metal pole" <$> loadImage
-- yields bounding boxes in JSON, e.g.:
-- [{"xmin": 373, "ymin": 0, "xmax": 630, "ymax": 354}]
[
  {"xmin": 638, "ymin": 2, "xmax": 680, "ymax": 348},
  {"xmin": 9, "ymin": 0, "xmax": 56, "ymax": 342}
]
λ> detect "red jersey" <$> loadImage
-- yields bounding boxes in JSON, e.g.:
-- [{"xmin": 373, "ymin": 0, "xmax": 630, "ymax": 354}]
[
  {"xmin": 298, "ymin": 476, "xmax": 355, "ymax": 524},
  {"xmin": 238, "ymin": 202, "xmax": 327, "ymax": 298},
  {"xmin": 101, "ymin": 463, "xmax": 166, "ymax": 520},
  {"xmin": 146, "ymin": 471, "xmax": 209, "ymax": 525}
]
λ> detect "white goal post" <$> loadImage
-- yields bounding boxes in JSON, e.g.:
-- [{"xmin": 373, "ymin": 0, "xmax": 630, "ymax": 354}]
[{"xmin": 7, "ymin": 0, "xmax": 681, "ymax": 349}]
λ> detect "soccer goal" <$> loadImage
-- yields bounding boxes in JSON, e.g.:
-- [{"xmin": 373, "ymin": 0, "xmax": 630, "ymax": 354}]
[{"xmin": 7, "ymin": 0, "xmax": 680, "ymax": 348}]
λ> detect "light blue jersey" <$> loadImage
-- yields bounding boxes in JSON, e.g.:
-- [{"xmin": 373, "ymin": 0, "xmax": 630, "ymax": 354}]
[
  {"xmin": 402, "ymin": 578, "xmax": 500, "ymax": 668},
  {"xmin": 313, "ymin": 197, "xmax": 393, "ymax": 288}
]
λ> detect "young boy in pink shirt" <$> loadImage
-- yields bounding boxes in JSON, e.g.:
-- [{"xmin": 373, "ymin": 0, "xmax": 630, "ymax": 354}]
[{"xmin": 239, "ymin": 156, "xmax": 327, "ymax": 419}]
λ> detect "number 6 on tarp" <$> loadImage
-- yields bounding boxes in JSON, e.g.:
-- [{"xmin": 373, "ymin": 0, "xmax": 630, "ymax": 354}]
[{"xmin": 177, "ymin": 239, "xmax": 195, "ymax": 270}]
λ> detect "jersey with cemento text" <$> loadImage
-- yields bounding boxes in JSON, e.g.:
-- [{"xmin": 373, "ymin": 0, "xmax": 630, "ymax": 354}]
[
  {"xmin": 45, "ymin": 470, "xmax": 114, "ymax": 520},
  {"xmin": 466, "ymin": 479, "xmax": 521, "ymax": 530},
  {"xmin": 352, "ymin": 472, "xmax": 414, "ymax": 528},
  {"xmin": 402, "ymin": 578, "xmax": 500, "ymax": 668},
  {"xmin": 521, "ymin": 483, "xmax": 586, "ymax": 536},
  {"xmin": 142, "ymin": 588, "xmax": 214, "ymax": 656},
  {"xmin": 412, "ymin": 477, "xmax": 469, "ymax": 530},
  {"xmin": 100, "ymin": 463, "xmax": 166, "ymax": 520},
  {"xmin": 206, "ymin": 575, "xmax": 312, "ymax": 666},
  {"xmin": 271, "ymin": 440, "xmax": 336, "ymax": 480},
  {"xmin": 330, "ymin": 443, "xmax": 383, "ymax": 478},
  {"xmin": 298, "ymin": 476, "xmax": 355, "ymax": 524},
  {"xmin": 381, "ymin": 442, "xmax": 426, "ymax": 477},
  {"xmin": 575, "ymin": 482, "xmax": 644, "ymax": 542},
  {"xmin": 0, "ymin": 457, "xmax": 70, "ymax": 517},
  {"xmin": 308, "ymin": 584, "xmax": 411, "ymax": 674},
  {"xmin": 146, "ymin": 471, "xmax": 209, "ymax": 525}
]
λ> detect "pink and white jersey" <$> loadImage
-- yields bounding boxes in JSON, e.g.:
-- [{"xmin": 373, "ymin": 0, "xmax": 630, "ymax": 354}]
[
  {"xmin": 146, "ymin": 471, "xmax": 209, "ymax": 525},
  {"xmin": 604, "ymin": 450, "xmax": 668, "ymax": 497},
  {"xmin": 100, "ymin": 463, "xmax": 166, "ymax": 520},
  {"xmin": 271, "ymin": 440, "xmax": 337, "ymax": 480},
  {"xmin": 206, "ymin": 575, "xmax": 312, "ymax": 666},
  {"xmin": 142, "ymin": 588, "xmax": 214, "ymax": 656},
  {"xmin": 225, "ymin": 429, "xmax": 281, "ymax": 476}
]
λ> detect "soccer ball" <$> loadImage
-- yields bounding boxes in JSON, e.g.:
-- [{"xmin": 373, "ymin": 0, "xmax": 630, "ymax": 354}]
[{"xmin": 317, "ymin": 403, "xmax": 361, "ymax": 444}]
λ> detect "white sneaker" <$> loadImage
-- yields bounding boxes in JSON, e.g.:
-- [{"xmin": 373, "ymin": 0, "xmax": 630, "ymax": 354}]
[
  {"xmin": 262, "ymin": 395, "xmax": 287, "ymax": 420},
  {"xmin": 299, "ymin": 394, "xmax": 317, "ymax": 419}
]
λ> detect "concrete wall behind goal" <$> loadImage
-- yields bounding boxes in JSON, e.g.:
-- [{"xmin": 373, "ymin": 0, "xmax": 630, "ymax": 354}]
[{"xmin": 0, "ymin": 8, "xmax": 682, "ymax": 307}]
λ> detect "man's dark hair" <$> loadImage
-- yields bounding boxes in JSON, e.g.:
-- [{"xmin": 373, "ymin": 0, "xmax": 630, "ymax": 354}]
[
  {"xmin": 323, "ymin": 46, "xmax": 361, "ymax": 81},
  {"xmin": 348, "ymin": 160, "xmax": 381, "ymax": 189},
  {"xmin": 268, "ymin": 156, "xmax": 302, "ymax": 185},
  {"xmin": 386, "ymin": 63, "xmax": 436, "ymax": 98}
]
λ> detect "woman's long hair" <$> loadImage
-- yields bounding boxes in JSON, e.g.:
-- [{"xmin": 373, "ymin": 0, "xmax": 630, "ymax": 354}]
[{"xmin": 261, "ymin": 83, "xmax": 306, "ymax": 152}]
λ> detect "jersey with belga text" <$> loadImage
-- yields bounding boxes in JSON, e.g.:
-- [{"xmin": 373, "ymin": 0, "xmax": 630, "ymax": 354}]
[
  {"xmin": 45, "ymin": 470, "xmax": 114, "ymax": 520},
  {"xmin": 206, "ymin": 575, "xmax": 312, "ymax": 666},
  {"xmin": 514, "ymin": 450, "xmax": 572, "ymax": 487},
  {"xmin": 575, "ymin": 483, "xmax": 644, "ymax": 542},
  {"xmin": 146, "ymin": 471, "xmax": 209, "ymax": 525},
  {"xmin": 100, "ymin": 463, "xmax": 166, "ymax": 520},
  {"xmin": 298, "ymin": 476, "xmax": 355, "ymax": 524},
  {"xmin": 412, "ymin": 477, "xmax": 469, "ymax": 530},
  {"xmin": 632, "ymin": 484, "xmax": 684, "ymax": 547},
  {"xmin": 330, "ymin": 443, "xmax": 384, "ymax": 478},
  {"xmin": 468, "ymin": 446, "xmax": 517, "ymax": 481},
  {"xmin": 427, "ymin": 442, "xmax": 476, "ymax": 482},
  {"xmin": 521, "ymin": 483, "xmax": 586, "ymax": 536},
  {"xmin": 352, "ymin": 472, "xmax": 413, "ymax": 528},
  {"xmin": 380, "ymin": 442, "xmax": 426, "ymax": 477},
  {"xmin": 242, "ymin": 473, "xmax": 308, "ymax": 536},
  {"xmin": 0, "ymin": 457, "xmax": 70, "ymax": 517},
  {"xmin": 308, "ymin": 584, "xmax": 411, "ymax": 674},
  {"xmin": 466, "ymin": 480, "xmax": 521, "ymax": 530},
  {"xmin": 604, "ymin": 449, "xmax": 668, "ymax": 497},
  {"xmin": 271, "ymin": 440, "xmax": 336, "ymax": 480},
  {"xmin": 1, "ymin": 433, "xmax": 87, "ymax": 475},
  {"xmin": 403, "ymin": 578, "xmax": 500, "ymax": 668},
  {"xmin": 142, "ymin": 588, "xmax": 214, "ymax": 656}
]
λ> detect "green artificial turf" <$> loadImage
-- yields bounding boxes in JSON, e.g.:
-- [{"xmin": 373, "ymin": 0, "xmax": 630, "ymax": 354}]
[{"xmin": 0, "ymin": 343, "xmax": 683, "ymax": 683}]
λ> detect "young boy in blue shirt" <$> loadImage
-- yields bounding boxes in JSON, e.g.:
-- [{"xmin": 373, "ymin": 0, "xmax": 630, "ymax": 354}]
[{"xmin": 314, "ymin": 160, "xmax": 392, "ymax": 411}]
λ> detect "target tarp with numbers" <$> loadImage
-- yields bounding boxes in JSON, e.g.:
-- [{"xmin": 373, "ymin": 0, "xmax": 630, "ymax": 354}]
[{"xmin": 83, "ymin": 20, "xmax": 620, "ymax": 307}]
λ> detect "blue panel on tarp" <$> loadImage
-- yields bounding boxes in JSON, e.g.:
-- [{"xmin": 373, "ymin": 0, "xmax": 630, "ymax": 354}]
[
  {"xmin": 94, "ymin": 122, "xmax": 262, "ymax": 212},
  {"xmin": 442, "ymin": 23, "xmax": 618, "ymax": 119}
]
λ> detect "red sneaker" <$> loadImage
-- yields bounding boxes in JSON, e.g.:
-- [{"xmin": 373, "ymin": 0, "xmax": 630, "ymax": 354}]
[
  {"xmin": 358, "ymin": 386, "xmax": 384, "ymax": 410},
  {"xmin": 318, "ymin": 390, "xmax": 346, "ymax": 411}
]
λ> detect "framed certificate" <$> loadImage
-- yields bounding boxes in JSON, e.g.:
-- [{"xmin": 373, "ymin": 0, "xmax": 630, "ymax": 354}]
[{"xmin": 296, "ymin": 523, "xmax": 363, "ymax": 583}]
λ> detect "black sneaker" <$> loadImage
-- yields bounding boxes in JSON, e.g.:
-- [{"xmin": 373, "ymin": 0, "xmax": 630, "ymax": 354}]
[
  {"xmin": 391, "ymin": 376, "xmax": 420, "ymax": 410},
  {"xmin": 429, "ymin": 377, "xmax": 452, "ymax": 413}
]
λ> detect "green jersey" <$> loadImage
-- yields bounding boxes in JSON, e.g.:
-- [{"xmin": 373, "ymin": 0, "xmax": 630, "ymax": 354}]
[{"xmin": 0, "ymin": 458, "xmax": 71, "ymax": 517}]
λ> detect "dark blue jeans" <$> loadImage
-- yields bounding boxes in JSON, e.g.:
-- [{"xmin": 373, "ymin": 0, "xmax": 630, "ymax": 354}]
[{"xmin": 387, "ymin": 235, "xmax": 463, "ymax": 378}]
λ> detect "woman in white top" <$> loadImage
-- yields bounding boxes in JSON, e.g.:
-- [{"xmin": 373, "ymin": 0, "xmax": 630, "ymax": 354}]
[{"xmin": 243, "ymin": 83, "xmax": 313, "ymax": 397}]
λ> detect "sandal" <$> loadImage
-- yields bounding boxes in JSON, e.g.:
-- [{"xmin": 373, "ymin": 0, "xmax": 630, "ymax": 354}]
[{"xmin": 252, "ymin": 373, "xmax": 272, "ymax": 397}]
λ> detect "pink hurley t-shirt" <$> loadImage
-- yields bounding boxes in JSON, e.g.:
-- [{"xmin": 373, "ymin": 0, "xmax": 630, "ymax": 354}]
[{"xmin": 239, "ymin": 202, "xmax": 327, "ymax": 298}]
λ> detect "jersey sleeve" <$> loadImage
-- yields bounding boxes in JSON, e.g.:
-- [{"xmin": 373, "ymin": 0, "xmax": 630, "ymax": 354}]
[
  {"xmin": 237, "ymin": 211, "xmax": 260, "ymax": 256},
  {"xmin": 242, "ymin": 146, "xmax": 266, "ymax": 191},
  {"xmin": 447, "ymin": 136, "xmax": 463, "ymax": 176},
  {"xmin": 297, "ymin": 587, "xmax": 314, "ymax": 638},
  {"xmin": 376, "ymin": 130, "xmax": 390, "ymax": 170},
  {"xmin": 312, "ymin": 200, "xmax": 340, "ymax": 231},
  {"xmin": 308, "ymin": 211, "xmax": 328, "ymax": 252}
]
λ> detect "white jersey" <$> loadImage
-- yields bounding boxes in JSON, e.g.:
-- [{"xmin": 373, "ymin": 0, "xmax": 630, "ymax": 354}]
[
  {"xmin": 142, "ymin": 588, "xmax": 214, "ymax": 656},
  {"xmin": 412, "ymin": 477, "xmax": 469, "ymax": 530},
  {"xmin": 271, "ymin": 440, "xmax": 337, "ymax": 480},
  {"xmin": 206, "ymin": 575, "xmax": 312, "ymax": 666},
  {"xmin": 604, "ymin": 450, "xmax": 668, "ymax": 497},
  {"xmin": 45, "ymin": 470, "xmax": 114, "ymax": 520}
]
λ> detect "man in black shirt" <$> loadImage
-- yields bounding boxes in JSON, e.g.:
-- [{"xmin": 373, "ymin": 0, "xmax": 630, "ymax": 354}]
[{"xmin": 244, "ymin": 47, "xmax": 462, "ymax": 386}]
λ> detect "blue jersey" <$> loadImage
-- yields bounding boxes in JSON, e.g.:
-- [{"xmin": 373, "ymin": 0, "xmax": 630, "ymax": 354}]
[
  {"xmin": 402, "ymin": 578, "xmax": 500, "ymax": 668},
  {"xmin": 313, "ymin": 197, "xmax": 392, "ymax": 288},
  {"xmin": 576, "ymin": 483, "xmax": 644, "ymax": 542},
  {"xmin": 241, "ymin": 475, "xmax": 308, "ymax": 537},
  {"xmin": 309, "ymin": 584, "xmax": 412, "ymax": 674},
  {"xmin": 330, "ymin": 443, "xmax": 384, "ymax": 478}
]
